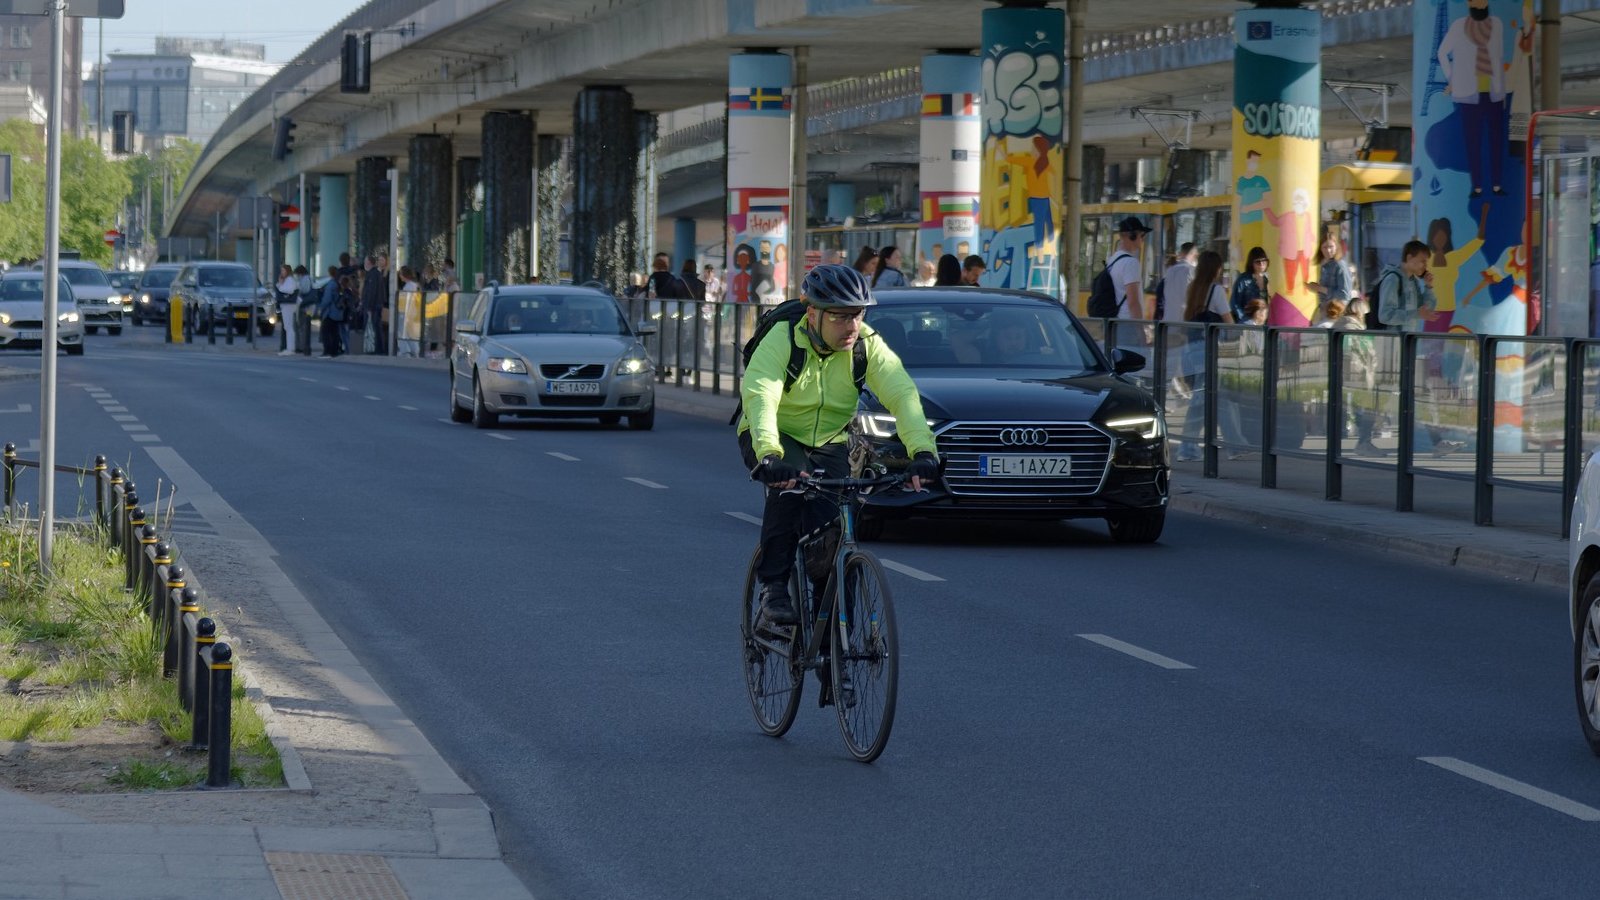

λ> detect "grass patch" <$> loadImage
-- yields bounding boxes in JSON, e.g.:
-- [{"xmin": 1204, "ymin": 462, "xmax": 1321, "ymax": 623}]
[{"xmin": 0, "ymin": 517, "xmax": 282, "ymax": 790}]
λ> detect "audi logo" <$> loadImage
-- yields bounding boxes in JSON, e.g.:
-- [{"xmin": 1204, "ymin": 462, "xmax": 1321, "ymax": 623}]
[{"xmin": 998, "ymin": 428, "xmax": 1050, "ymax": 447}]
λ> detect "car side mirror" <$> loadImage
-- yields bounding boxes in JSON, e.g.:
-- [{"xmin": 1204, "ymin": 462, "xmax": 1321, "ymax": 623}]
[
  {"xmin": 1111, "ymin": 348, "xmax": 1146, "ymax": 375},
  {"xmin": 456, "ymin": 319, "xmax": 479, "ymax": 334},
  {"xmin": 636, "ymin": 321, "xmax": 658, "ymax": 336}
]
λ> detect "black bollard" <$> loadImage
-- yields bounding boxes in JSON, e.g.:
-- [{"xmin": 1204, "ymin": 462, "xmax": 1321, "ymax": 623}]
[
  {"xmin": 206, "ymin": 642, "xmax": 233, "ymax": 788},
  {"xmin": 2, "ymin": 442, "xmax": 14, "ymax": 516},
  {"xmin": 191, "ymin": 618, "xmax": 215, "ymax": 748},
  {"xmin": 107, "ymin": 469, "xmax": 124, "ymax": 549},
  {"xmin": 168, "ymin": 586, "xmax": 198, "ymax": 681},
  {"xmin": 93, "ymin": 456, "xmax": 106, "ymax": 530},
  {"xmin": 160, "ymin": 564, "xmax": 184, "ymax": 641},
  {"xmin": 137, "ymin": 525, "xmax": 158, "ymax": 601},
  {"xmin": 123, "ymin": 506, "xmax": 145, "ymax": 591},
  {"xmin": 148, "ymin": 543, "xmax": 172, "ymax": 623},
  {"xmin": 177, "ymin": 589, "xmax": 201, "ymax": 710}
]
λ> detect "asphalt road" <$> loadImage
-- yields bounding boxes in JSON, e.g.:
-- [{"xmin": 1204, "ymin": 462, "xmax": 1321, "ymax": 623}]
[{"xmin": 1, "ymin": 328, "xmax": 1594, "ymax": 898}]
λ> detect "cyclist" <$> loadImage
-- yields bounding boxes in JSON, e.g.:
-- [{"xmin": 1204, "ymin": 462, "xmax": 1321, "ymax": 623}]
[{"xmin": 737, "ymin": 264, "xmax": 940, "ymax": 633}]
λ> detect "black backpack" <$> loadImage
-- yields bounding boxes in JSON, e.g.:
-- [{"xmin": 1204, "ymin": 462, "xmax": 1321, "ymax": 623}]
[
  {"xmin": 728, "ymin": 299, "xmax": 868, "ymax": 425},
  {"xmin": 1087, "ymin": 252, "xmax": 1133, "ymax": 318}
]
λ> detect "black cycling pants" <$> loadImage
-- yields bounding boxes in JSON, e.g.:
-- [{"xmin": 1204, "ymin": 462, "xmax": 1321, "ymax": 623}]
[{"xmin": 738, "ymin": 430, "xmax": 850, "ymax": 586}]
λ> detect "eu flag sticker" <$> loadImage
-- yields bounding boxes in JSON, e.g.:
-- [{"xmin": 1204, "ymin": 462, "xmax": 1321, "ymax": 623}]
[{"xmin": 1246, "ymin": 20, "xmax": 1272, "ymax": 41}]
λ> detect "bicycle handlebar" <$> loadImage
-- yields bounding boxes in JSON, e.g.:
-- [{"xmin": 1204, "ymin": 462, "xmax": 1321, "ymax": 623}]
[{"xmin": 793, "ymin": 471, "xmax": 910, "ymax": 491}]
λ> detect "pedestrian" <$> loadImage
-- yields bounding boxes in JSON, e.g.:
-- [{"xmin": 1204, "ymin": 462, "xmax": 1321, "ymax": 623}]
[
  {"xmin": 421, "ymin": 264, "xmax": 440, "ymax": 292},
  {"xmin": 440, "ymin": 258, "xmax": 461, "ymax": 292},
  {"xmin": 1107, "ymin": 216, "xmax": 1150, "ymax": 319},
  {"xmin": 647, "ymin": 254, "xmax": 691, "ymax": 376},
  {"xmin": 851, "ymin": 245, "xmax": 877, "ymax": 277},
  {"xmin": 1316, "ymin": 298, "xmax": 1347, "ymax": 328},
  {"xmin": 1309, "ymin": 234, "xmax": 1353, "ymax": 315},
  {"xmin": 360, "ymin": 254, "xmax": 389, "ymax": 354},
  {"xmin": 337, "ymin": 274, "xmax": 357, "ymax": 354},
  {"xmin": 1333, "ymin": 297, "xmax": 1383, "ymax": 456},
  {"xmin": 318, "ymin": 265, "xmax": 344, "ymax": 357},
  {"xmin": 912, "ymin": 258, "xmax": 937, "ymax": 287},
  {"xmin": 1161, "ymin": 242, "xmax": 1197, "ymax": 324},
  {"xmin": 275, "ymin": 264, "xmax": 298, "ymax": 356},
  {"xmin": 679, "ymin": 260, "xmax": 706, "ymax": 301},
  {"xmin": 703, "ymin": 264, "xmax": 723, "ymax": 303},
  {"xmin": 1231, "ymin": 246, "xmax": 1270, "ymax": 323},
  {"xmin": 869, "ymin": 245, "xmax": 907, "ymax": 289},
  {"xmin": 1374, "ymin": 240, "xmax": 1463, "ymax": 456},
  {"xmin": 961, "ymin": 254, "xmax": 986, "ymax": 285},
  {"xmin": 1175, "ymin": 250, "xmax": 1235, "ymax": 462},
  {"xmin": 398, "ymin": 266, "xmax": 421, "ymax": 356},
  {"xmin": 935, "ymin": 254, "xmax": 962, "ymax": 286},
  {"xmin": 294, "ymin": 265, "xmax": 315, "ymax": 355}
]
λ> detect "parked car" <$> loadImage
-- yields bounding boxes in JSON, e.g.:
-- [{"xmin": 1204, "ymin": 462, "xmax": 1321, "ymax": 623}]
[
  {"xmin": 33, "ymin": 260, "xmax": 122, "ymax": 334},
  {"xmin": 0, "ymin": 270, "xmax": 85, "ymax": 355},
  {"xmin": 107, "ymin": 270, "xmax": 139, "ymax": 302},
  {"xmin": 131, "ymin": 264, "xmax": 184, "ymax": 326},
  {"xmin": 850, "ymin": 287, "xmax": 1169, "ymax": 542},
  {"xmin": 1569, "ymin": 460, "xmax": 1600, "ymax": 754},
  {"xmin": 170, "ymin": 262, "xmax": 276, "ymax": 336},
  {"xmin": 449, "ymin": 284, "xmax": 656, "ymax": 429}
]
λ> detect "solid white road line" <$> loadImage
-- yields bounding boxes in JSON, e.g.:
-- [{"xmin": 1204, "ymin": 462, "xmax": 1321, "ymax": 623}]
[
  {"xmin": 487, "ymin": 433, "xmax": 514, "ymax": 441},
  {"xmin": 1418, "ymin": 757, "xmax": 1600, "ymax": 821},
  {"xmin": 1076, "ymin": 634, "xmax": 1195, "ymax": 670},
  {"xmin": 364, "ymin": 395, "xmax": 382, "ymax": 401},
  {"xmin": 399, "ymin": 405, "xmax": 417, "ymax": 411},
  {"xmin": 626, "ymin": 477, "xmax": 668, "ymax": 490},
  {"xmin": 725, "ymin": 511, "xmax": 762, "ymax": 526},
  {"xmin": 547, "ymin": 452, "xmax": 580, "ymax": 462},
  {"xmin": 879, "ymin": 559, "xmax": 945, "ymax": 582}
]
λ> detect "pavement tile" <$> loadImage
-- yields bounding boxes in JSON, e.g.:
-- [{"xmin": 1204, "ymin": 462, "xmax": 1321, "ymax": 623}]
[
  {"xmin": 386, "ymin": 857, "xmax": 535, "ymax": 900},
  {"xmin": 56, "ymin": 825, "xmax": 261, "ymax": 857},
  {"xmin": 161, "ymin": 852, "xmax": 274, "ymax": 880},
  {"xmin": 0, "ymin": 882, "xmax": 63, "ymax": 900},
  {"xmin": 256, "ymin": 824, "xmax": 436, "ymax": 854},
  {"xmin": 64, "ymin": 876, "xmax": 283, "ymax": 900},
  {"xmin": 431, "ymin": 804, "xmax": 501, "ymax": 859}
]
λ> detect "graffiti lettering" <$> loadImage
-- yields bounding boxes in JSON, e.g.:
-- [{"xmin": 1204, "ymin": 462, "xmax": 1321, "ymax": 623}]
[
  {"xmin": 982, "ymin": 50, "xmax": 1062, "ymax": 140},
  {"xmin": 1241, "ymin": 102, "xmax": 1319, "ymax": 140}
]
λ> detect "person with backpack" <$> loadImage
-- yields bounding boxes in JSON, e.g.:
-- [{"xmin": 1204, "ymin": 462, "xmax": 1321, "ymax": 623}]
[
  {"xmin": 1088, "ymin": 216, "xmax": 1149, "ymax": 319},
  {"xmin": 736, "ymin": 265, "xmax": 940, "ymax": 692}
]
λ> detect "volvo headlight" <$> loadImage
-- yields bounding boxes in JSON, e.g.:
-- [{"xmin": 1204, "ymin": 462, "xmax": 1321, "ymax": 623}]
[
  {"xmin": 1104, "ymin": 414, "xmax": 1163, "ymax": 440},
  {"xmin": 486, "ymin": 356, "xmax": 528, "ymax": 374},
  {"xmin": 59, "ymin": 311, "xmax": 79, "ymax": 324},
  {"xmin": 617, "ymin": 355, "xmax": 650, "ymax": 375},
  {"xmin": 0, "ymin": 312, "xmax": 11, "ymax": 325}
]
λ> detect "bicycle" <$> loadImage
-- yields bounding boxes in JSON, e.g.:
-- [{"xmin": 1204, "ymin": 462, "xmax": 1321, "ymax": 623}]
[{"xmin": 740, "ymin": 469, "xmax": 921, "ymax": 763}]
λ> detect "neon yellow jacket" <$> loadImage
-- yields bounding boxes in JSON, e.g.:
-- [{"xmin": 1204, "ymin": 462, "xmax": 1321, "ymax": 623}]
[{"xmin": 738, "ymin": 320, "xmax": 938, "ymax": 461}]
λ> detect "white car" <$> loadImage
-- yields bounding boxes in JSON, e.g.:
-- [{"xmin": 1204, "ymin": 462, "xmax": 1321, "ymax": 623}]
[
  {"xmin": 33, "ymin": 260, "xmax": 122, "ymax": 334},
  {"xmin": 0, "ymin": 271, "xmax": 85, "ymax": 355},
  {"xmin": 1570, "ymin": 457, "xmax": 1600, "ymax": 754}
]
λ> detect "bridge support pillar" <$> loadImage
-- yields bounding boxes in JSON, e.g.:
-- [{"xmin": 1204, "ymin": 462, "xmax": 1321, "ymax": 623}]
[
  {"xmin": 978, "ymin": 3, "xmax": 1063, "ymax": 295},
  {"xmin": 406, "ymin": 134, "xmax": 454, "ymax": 277},
  {"xmin": 673, "ymin": 217, "xmax": 696, "ymax": 271},
  {"xmin": 483, "ymin": 111, "xmax": 534, "ymax": 286},
  {"xmin": 1231, "ymin": 3, "xmax": 1321, "ymax": 326},
  {"xmin": 354, "ymin": 157, "xmax": 393, "ymax": 261},
  {"xmin": 535, "ymin": 136, "xmax": 566, "ymax": 284},
  {"xmin": 826, "ymin": 183, "xmax": 855, "ymax": 226},
  {"xmin": 316, "ymin": 174, "xmax": 350, "ymax": 273},
  {"xmin": 635, "ymin": 111, "xmax": 659, "ymax": 278},
  {"xmin": 571, "ymin": 88, "xmax": 639, "ymax": 293},
  {"xmin": 919, "ymin": 51, "xmax": 982, "ymax": 275},
  {"xmin": 454, "ymin": 157, "xmax": 481, "ymax": 290},
  {"xmin": 726, "ymin": 51, "xmax": 792, "ymax": 305}
]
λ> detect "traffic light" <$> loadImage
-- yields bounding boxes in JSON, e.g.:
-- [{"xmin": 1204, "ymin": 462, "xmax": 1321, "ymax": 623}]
[
  {"xmin": 111, "ymin": 110, "xmax": 134, "ymax": 154},
  {"xmin": 341, "ymin": 32, "xmax": 372, "ymax": 94},
  {"xmin": 271, "ymin": 116, "xmax": 296, "ymax": 162}
]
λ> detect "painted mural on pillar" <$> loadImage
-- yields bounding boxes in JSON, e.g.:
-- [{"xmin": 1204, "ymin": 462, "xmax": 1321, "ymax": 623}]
[
  {"xmin": 727, "ymin": 53, "xmax": 793, "ymax": 305},
  {"xmin": 919, "ymin": 54, "xmax": 982, "ymax": 270},
  {"xmin": 1413, "ymin": 0, "xmax": 1533, "ymax": 339},
  {"xmin": 1231, "ymin": 7, "xmax": 1321, "ymax": 327},
  {"xmin": 978, "ymin": 6, "xmax": 1063, "ymax": 295}
]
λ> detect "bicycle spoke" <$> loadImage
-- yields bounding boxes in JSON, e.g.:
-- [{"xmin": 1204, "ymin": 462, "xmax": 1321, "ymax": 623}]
[
  {"xmin": 831, "ymin": 550, "xmax": 897, "ymax": 762},
  {"xmin": 742, "ymin": 548, "xmax": 803, "ymax": 736}
]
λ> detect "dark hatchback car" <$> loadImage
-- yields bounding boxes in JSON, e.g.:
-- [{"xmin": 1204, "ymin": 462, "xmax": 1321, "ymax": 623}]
[
  {"xmin": 131, "ymin": 264, "xmax": 183, "ymax": 326},
  {"xmin": 853, "ymin": 287, "xmax": 1169, "ymax": 542}
]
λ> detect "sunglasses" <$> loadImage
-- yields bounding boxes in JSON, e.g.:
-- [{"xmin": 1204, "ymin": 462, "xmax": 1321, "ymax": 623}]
[{"xmin": 821, "ymin": 309, "xmax": 865, "ymax": 323}]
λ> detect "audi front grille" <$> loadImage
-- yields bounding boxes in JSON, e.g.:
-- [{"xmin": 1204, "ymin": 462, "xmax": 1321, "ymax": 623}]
[{"xmin": 936, "ymin": 421, "xmax": 1112, "ymax": 498}]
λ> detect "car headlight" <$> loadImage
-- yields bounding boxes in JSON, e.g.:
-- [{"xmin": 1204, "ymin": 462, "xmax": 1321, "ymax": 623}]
[
  {"xmin": 1104, "ymin": 414, "xmax": 1163, "ymax": 440},
  {"xmin": 856, "ymin": 413, "xmax": 898, "ymax": 438},
  {"xmin": 59, "ymin": 312, "xmax": 79, "ymax": 323},
  {"xmin": 486, "ymin": 356, "xmax": 528, "ymax": 374},
  {"xmin": 0, "ymin": 312, "xmax": 10, "ymax": 325},
  {"xmin": 139, "ymin": 293, "xmax": 151, "ymax": 305},
  {"xmin": 617, "ymin": 356, "xmax": 650, "ymax": 375}
]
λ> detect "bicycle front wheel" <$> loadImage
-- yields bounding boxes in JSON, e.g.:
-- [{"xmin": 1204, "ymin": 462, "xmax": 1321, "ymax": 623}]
[
  {"xmin": 830, "ymin": 549, "xmax": 898, "ymax": 762},
  {"xmin": 742, "ymin": 547, "xmax": 803, "ymax": 736}
]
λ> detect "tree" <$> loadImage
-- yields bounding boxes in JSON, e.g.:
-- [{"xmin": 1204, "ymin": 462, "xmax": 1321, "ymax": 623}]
[
  {"xmin": 0, "ymin": 121, "xmax": 130, "ymax": 266},
  {"xmin": 0, "ymin": 120, "xmax": 45, "ymax": 264}
]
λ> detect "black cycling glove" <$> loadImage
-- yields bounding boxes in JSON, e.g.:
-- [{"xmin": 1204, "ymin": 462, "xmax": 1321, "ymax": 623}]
[
  {"xmin": 907, "ymin": 451, "xmax": 940, "ymax": 483},
  {"xmin": 753, "ymin": 454, "xmax": 800, "ymax": 484}
]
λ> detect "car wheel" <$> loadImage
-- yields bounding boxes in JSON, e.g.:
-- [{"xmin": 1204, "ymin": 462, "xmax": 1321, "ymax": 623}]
[
  {"xmin": 471, "ymin": 374, "xmax": 498, "ymax": 429},
  {"xmin": 448, "ymin": 367, "xmax": 471, "ymax": 423},
  {"xmin": 258, "ymin": 321, "xmax": 275, "ymax": 337},
  {"xmin": 598, "ymin": 414, "xmax": 621, "ymax": 426},
  {"xmin": 857, "ymin": 513, "xmax": 886, "ymax": 542},
  {"xmin": 1107, "ymin": 507, "xmax": 1165, "ymax": 544},
  {"xmin": 65, "ymin": 343, "xmax": 84, "ymax": 356},
  {"xmin": 627, "ymin": 406, "xmax": 655, "ymax": 431},
  {"xmin": 1575, "ymin": 575, "xmax": 1600, "ymax": 756},
  {"xmin": 130, "ymin": 313, "xmax": 141, "ymax": 326}
]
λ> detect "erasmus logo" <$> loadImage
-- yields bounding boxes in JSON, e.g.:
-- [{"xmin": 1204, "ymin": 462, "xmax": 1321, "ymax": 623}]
[{"xmin": 1246, "ymin": 20, "xmax": 1271, "ymax": 41}]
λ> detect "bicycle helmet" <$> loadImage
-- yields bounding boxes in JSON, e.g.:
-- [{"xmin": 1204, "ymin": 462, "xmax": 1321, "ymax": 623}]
[{"xmin": 801, "ymin": 263, "xmax": 876, "ymax": 308}]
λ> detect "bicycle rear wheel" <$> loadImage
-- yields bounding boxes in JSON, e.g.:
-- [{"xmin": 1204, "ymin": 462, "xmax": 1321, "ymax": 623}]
[
  {"xmin": 741, "ymin": 548, "xmax": 804, "ymax": 736},
  {"xmin": 829, "ymin": 549, "xmax": 898, "ymax": 762}
]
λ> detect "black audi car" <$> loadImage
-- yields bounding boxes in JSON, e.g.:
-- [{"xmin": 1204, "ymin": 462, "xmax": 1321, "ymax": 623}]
[{"xmin": 853, "ymin": 287, "xmax": 1169, "ymax": 543}]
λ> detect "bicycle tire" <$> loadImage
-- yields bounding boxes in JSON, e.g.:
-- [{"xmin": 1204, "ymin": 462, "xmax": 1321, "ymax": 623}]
[
  {"xmin": 741, "ymin": 547, "xmax": 803, "ymax": 736},
  {"xmin": 829, "ymin": 549, "xmax": 898, "ymax": 762}
]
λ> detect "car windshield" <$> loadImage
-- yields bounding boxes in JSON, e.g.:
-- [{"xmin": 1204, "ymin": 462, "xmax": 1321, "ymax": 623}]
[
  {"xmin": 866, "ymin": 302, "xmax": 1103, "ymax": 372},
  {"xmin": 197, "ymin": 268, "xmax": 253, "ymax": 289},
  {"xmin": 0, "ymin": 278, "xmax": 71, "ymax": 303},
  {"xmin": 140, "ymin": 269, "xmax": 178, "ymax": 288},
  {"xmin": 488, "ymin": 294, "xmax": 627, "ymax": 336},
  {"xmin": 109, "ymin": 272, "xmax": 138, "ymax": 289},
  {"xmin": 60, "ymin": 267, "xmax": 108, "ymax": 287}
]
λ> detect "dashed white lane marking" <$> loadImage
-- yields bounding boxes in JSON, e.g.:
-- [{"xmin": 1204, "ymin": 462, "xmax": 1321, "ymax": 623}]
[
  {"xmin": 726, "ymin": 511, "xmax": 762, "ymax": 526},
  {"xmin": 1418, "ymin": 757, "xmax": 1600, "ymax": 821},
  {"xmin": 111, "ymin": 414, "xmax": 138, "ymax": 422},
  {"xmin": 548, "ymin": 452, "xmax": 580, "ymax": 462},
  {"xmin": 120, "ymin": 424, "xmax": 149, "ymax": 432},
  {"xmin": 364, "ymin": 395, "xmax": 381, "ymax": 401},
  {"xmin": 336, "ymin": 386, "xmax": 351, "ymax": 392},
  {"xmin": 626, "ymin": 477, "xmax": 668, "ymax": 490},
  {"xmin": 298, "ymin": 377, "xmax": 317, "ymax": 382},
  {"xmin": 103, "ymin": 406, "xmax": 128, "ymax": 412},
  {"xmin": 435, "ymin": 418, "xmax": 453, "ymax": 425},
  {"xmin": 879, "ymin": 559, "xmax": 945, "ymax": 582},
  {"xmin": 486, "ymin": 433, "xmax": 513, "ymax": 441},
  {"xmin": 1077, "ymin": 634, "xmax": 1195, "ymax": 670},
  {"xmin": 130, "ymin": 434, "xmax": 162, "ymax": 443},
  {"xmin": 399, "ymin": 405, "xmax": 417, "ymax": 411},
  {"xmin": 0, "ymin": 404, "xmax": 33, "ymax": 414}
]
